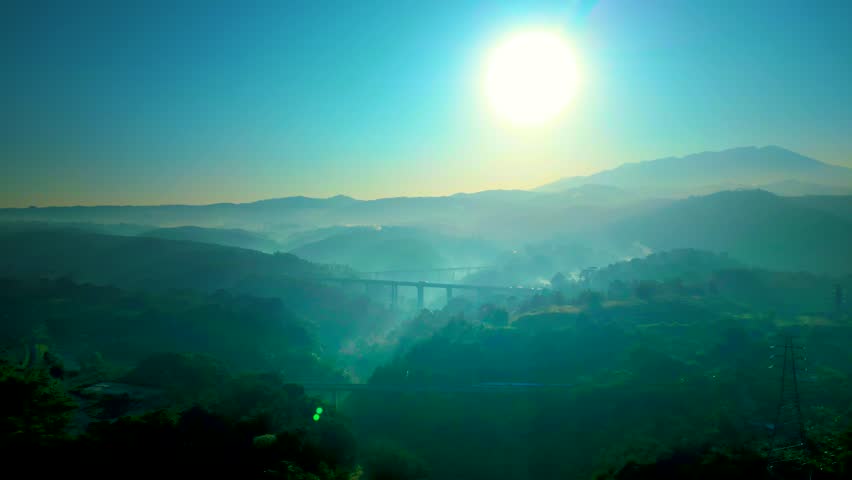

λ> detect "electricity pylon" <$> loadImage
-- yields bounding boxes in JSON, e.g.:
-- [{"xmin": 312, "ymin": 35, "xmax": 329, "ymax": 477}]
[{"xmin": 767, "ymin": 336, "xmax": 808, "ymax": 470}]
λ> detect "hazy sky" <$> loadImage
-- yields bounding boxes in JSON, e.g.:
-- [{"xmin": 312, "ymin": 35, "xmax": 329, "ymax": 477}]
[{"xmin": 2, "ymin": 0, "xmax": 851, "ymax": 206}]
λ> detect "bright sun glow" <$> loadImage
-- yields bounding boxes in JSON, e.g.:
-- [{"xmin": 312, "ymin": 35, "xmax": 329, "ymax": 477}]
[{"xmin": 484, "ymin": 29, "xmax": 579, "ymax": 126}]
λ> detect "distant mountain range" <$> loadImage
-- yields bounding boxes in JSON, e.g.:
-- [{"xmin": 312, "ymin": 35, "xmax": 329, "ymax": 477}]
[
  {"xmin": 537, "ymin": 146, "xmax": 852, "ymax": 196},
  {"xmin": 0, "ymin": 185, "xmax": 661, "ymax": 244},
  {"xmin": 2, "ymin": 145, "xmax": 852, "ymax": 275},
  {"xmin": 3, "ymin": 147, "xmax": 849, "ymax": 232},
  {"xmin": 3, "ymin": 189, "xmax": 852, "ymax": 277}
]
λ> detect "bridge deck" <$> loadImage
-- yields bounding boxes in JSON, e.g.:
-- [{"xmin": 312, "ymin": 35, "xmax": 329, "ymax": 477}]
[
  {"xmin": 292, "ymin": 382, "xmax": 572, "ymax": 393},
  {"xmin": 311, "ymin": 277, "xmax": 541, "ymax": 292},
  {"xmin": 361, "ymin": 266, "xmax": 494, "ymax": 274}
]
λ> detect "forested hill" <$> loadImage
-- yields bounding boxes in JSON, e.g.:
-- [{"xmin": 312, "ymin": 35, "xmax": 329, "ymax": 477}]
[
  {"xmin": 0, "ymin": 277, "xmax": 333, "ymax": 375},
  {"xmin": 139, "ymin": 225, "xmax": 284, "ymax": 252},
  {"xmin": 0, "ymin": 229, "xmax": 394, "ymax": 354},
  {"xmin": 605, "ymin": 190, "xmax": 852, "ymax": 275},
  {"xmin": 0, "ymin": 229, "xmax": 336, "ymax": 291}
]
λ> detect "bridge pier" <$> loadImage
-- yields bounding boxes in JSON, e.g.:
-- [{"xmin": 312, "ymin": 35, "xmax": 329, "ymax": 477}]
[
  {"xmin": 446, "ymin": 287, "xmax": 453, "ymax": 302},
  {"xmin": 391, "ymin": 284, "xmax": 398, "ymax": 309},
  {"xmin": 417, "ymin": 283, "xmax": 425, "ymax": 309}
]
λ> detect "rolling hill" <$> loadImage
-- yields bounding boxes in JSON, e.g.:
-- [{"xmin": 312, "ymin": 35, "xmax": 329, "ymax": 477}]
[
  {"xmin": 605, "ymin": 189, "xmax": 852, "ymax": 274},
  {"xmin": 0, "ymin": 228, "xmax": 402, "ymax": 350},
  {"xmin": 289, "ymin": 226, "xmax": 502, "ymax": 272},
  {"xmin": 0, "ymin": 229, "xmax": 326, "ymax": 291},
  {"xmin": 139, "ymin": 226, "xmax": 284, "ymax": 252}
]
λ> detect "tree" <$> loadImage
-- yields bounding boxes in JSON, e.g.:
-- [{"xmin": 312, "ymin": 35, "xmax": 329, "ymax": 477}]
[
  {"xmin": 551, "ymin": 272, "xmax": 568, "ymax": 290},
  {"xmin": 608, "ymin": 280, "xmax": 631, "ymax": 300},
  {"xmin": 575, "ymin": 290, "xmax": 603, "ymax": 310},
  {"xmin": 0, "ymin": 362, "xmax": 76, "ymax": 446},
  {"xmin": 480, "ymin": 305, "xmax": 509, "ymax": 327},
  {"xmin": 635, "ymin": 280, "xmax": 660, "ymax": 301}
]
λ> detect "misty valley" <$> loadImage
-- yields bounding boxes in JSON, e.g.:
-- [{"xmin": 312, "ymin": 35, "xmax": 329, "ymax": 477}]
[
  {"xmin": 4, "ymin": 2, "xmax": 852, "ymax": 478},
  {"xmin": 2, "ymin": 147, "xmax": 852, "ymax": 479}
]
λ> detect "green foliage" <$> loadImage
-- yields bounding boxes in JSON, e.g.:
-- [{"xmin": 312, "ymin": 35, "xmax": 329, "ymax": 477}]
[
  {"xmin": 574, "ymin": 289, "xmax": 604, "ymax": 309},
  {"xmin": 73, "ymin": 405, "xmax": 356, "ymax": 479},
  {"xmin": 4, "ymin": 226, "xmax": 852, "ymax": 480},
  {"xmin": 0, "ymin": 277, "xmax": 337, "ymax": 377},
  {"xmin": 576, "ymin": 249, "xmax": 852, "ymax": 315},
  {"xmin": 361, "ymin": 440, "xmax": 430, "ymax": 480},
  {"xmin": 634, "ymin": 280, "xmax": 660, "ymax": 301},
  {"xmin": 608, "ymin": 189, "xmax": 852, "ymax": 275},
  {"xmin": 518, "ymin": 289, "xmax": 567, "ymax": 311},
  {"xmin": 588, "ymin": 249, "xmax": 743, "ymax": 290},
  {"xmin": 0, "ymin": 361, "xmax": 76, "ymax": 446},
  {"xmin": 550, "ymin": 272, "xmax": 568, "ymax": 290},
  {"xmin": 0, "ymin": 229, "xmax": 325, "ymax": 291},
  {"xmin": 346, "ymin": 288, "xmax": 852, "ymax": 479},
  {"xmin": 214, "ymin": 373, "xmax": 313, "ymax": 432},
  {"xmin": 140, "ymin": 225, "xmax": 284, "ymax": 252},
  {"xmin": 1, "ymin": 355, "xmax": 358, "ymax": 479},
  {"xmin": 479, "ymin": 304, "xmax": 509, "ymax": 327},
  {"xmin": 120, "ymin": 352, "xmax": 230, "ymax": 404},
  {"xmin": 599, "ymin": 447, "xmax": 771, "ymax": 480},
  {"xmin": 0, "ymin": 229, "xmax": 390, "ymax": 359}
]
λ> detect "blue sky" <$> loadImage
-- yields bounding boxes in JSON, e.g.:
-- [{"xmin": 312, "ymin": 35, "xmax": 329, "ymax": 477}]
[{"xmin": 2, "ymin": 0, "xmax": 851, "ymax": 206}]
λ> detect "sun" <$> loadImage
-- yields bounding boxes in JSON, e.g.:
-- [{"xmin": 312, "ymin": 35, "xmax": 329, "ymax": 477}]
[{"xmin": 484, "ymin": 29, "xmax": 580, "ymax": 126}]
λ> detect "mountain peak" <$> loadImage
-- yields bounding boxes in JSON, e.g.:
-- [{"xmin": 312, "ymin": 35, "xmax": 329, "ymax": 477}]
[{"xmin": 537, "ymin": 146, "xmax": 852, "ymax": 196}]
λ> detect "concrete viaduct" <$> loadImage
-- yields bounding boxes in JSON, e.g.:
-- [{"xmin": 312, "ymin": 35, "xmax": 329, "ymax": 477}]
[
  {"xmin": 359, "ymin": 266, "xmax": 494, "ymax": 281},
  {"xmin": 313, "ymin": 277, "xmax": 541, "ymax": 309}
]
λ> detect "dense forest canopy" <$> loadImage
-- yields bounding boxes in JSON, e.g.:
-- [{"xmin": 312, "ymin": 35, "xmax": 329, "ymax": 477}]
[{"xmin": 2, "ymin": 224, "xmax": 852, "ymax": 478}]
